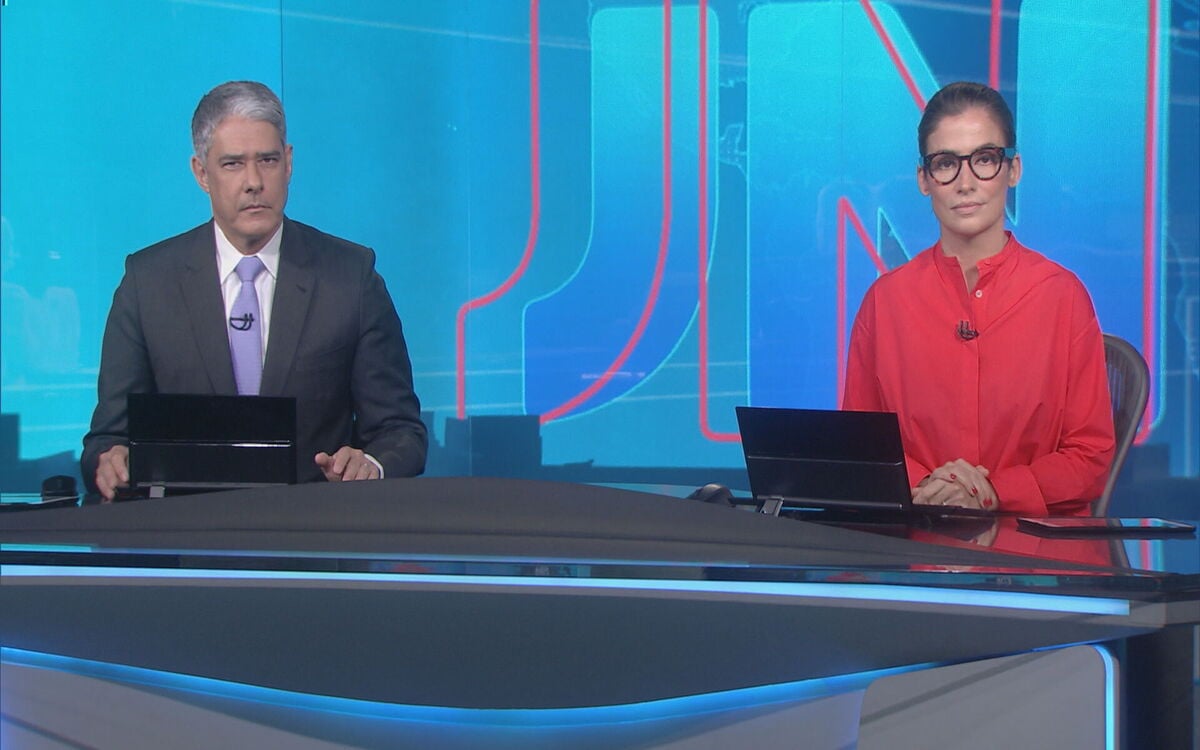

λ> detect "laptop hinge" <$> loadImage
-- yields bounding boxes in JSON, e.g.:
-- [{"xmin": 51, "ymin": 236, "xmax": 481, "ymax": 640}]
[{"xmin": 758, "ymin": 496, "xmax": 785, "ymax": 517}]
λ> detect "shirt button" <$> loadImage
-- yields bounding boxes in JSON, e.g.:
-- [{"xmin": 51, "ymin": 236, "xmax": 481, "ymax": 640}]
[{"xmin": 975, "ymin": 290, "xmax": 983, "ymax": 298}]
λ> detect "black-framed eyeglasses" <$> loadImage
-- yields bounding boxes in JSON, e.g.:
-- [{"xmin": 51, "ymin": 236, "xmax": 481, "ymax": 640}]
[{"xmin": 921, "ymin": 146, "xmax": 1017, "ymax": 185}]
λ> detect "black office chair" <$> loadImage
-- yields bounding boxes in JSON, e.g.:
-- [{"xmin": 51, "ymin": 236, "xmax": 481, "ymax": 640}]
[{"xmin": 1094, "ymin": 333, "xmax": 1150, "ymax": 516}]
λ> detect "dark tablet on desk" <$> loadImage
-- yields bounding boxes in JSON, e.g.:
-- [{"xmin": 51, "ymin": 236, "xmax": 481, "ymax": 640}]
[
  {"xmin": 1017, "ymin": 517, "xmax": 1195, "ymax": 537},
  {"xmin": 735, "ymin": 406, "xmax": 996, "ymax": 520},
  {"xmin": 736, "ymin": 406, "xmax": 911, "ymax": 512},
  {"xmin": 128, "ymin": 393, "xmax": 297, "ymax": 494},
  {"xmin": 0, "ymin": 495, "xmax": 79, "ymax": 512}
]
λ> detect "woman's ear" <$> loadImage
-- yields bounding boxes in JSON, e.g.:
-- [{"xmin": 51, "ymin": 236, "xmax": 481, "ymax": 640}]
[
  {"xmin": 916, "ymin": 164, "xmax": 932, "ymax": 196},
  {"xmin": 1007, "ymin": 153, "xmax": 1022, "ymax": 187}
]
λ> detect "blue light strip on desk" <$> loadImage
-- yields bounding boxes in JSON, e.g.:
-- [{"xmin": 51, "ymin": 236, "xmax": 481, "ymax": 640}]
[
  {"xmin": 0, "ymin": 564, "xmax": 1131, "ymax": 616},
  {"xmin": 0, "ymin": 646, "xmax": 915, "ymax": 726},
  {"xmin": 1095, "ymin": 645, "xmax": 1118, "ymax": 748},
  {"xmin": 1, "ymin": 645, "xmax": 1118, "ymax": 745},
  {"xmin": 1, "ymin": 544, "xmax": 96, "ymax": 553}
]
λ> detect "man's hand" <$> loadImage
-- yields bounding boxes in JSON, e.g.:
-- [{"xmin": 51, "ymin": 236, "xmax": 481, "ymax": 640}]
[
  {"xmin": 912, "ymin": 458, "xmax": 998, "ymax": 511},
  {"xmin": 314, "ymin": 446, "xmax": 381, "ymax": 482},
  {"xmin": 95, "ymin": 444, "xmax": 130, "ymax": 501}
]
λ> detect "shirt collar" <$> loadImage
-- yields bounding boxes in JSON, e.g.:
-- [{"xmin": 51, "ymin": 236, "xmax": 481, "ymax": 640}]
[
  {"xmin": 214, "ymin": 221, "xmax": 283, "ymax": 282},
  {"xmin": 975, "ymin": 231, "xmax": 1020, "ymax": 274},
  {"xmin": 933, "ymin": 231, "xmax": 1019, "ymax": 274}
]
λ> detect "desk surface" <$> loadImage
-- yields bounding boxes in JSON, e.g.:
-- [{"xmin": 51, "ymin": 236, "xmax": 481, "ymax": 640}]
[
  {"xmin": 2, "ymin": 478, "xmax": 1197, "ymax": 709},
  {"xmin": 1, "ymin": 477, "xmax": 1198, "ymax": 598}
]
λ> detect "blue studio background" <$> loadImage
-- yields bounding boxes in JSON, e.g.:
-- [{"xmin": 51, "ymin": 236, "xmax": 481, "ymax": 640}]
[{"xmin": 1, "ymin": 0, "xmax": 1197, "ymax": 493}]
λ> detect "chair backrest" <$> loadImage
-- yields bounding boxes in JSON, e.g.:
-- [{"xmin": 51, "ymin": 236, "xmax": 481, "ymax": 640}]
[{"xmin": 1095, "ymin": 334, "xmax": 1150, "ymax": 515}]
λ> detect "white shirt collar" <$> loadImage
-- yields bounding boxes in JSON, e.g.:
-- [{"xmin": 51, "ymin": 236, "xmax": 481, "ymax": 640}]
[{"xmin": 214, "ymin": 221, "xmax": 283, "ymax": 282}]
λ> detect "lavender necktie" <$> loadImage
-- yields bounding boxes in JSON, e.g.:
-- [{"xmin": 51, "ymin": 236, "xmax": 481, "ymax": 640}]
[{"xmin": 229, "ymin": 256, "xmax": 266, "ymax": 395}]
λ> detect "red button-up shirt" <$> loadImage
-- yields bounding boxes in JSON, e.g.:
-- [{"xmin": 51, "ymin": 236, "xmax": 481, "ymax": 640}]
[{"xmin": 843, "ymin": 234, "xmax": 1115, "ymax": 515}]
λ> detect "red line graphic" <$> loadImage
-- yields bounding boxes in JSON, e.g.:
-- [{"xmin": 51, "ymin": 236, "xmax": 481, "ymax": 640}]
[
  {"xmin": 1138, "ymin": 0, "xmax": 1160, "ymax": 442},
  {"xmin": 540, "ymin": 0, "xmax": 674, "ymax": 424},
  {"xmin": 989, "ymin": 0, "xmax": 1002, "ymax": 90},
  {"xmin": 836, "ymin": 197, "xmax": 889, "ymax": 403},
  {"xmin": 859, "ymin": 0, "xmax": 926, "ymax": 110},
  {"xmin": 697, "ymin": 0, "xmax": 739, "ymax": 442},
  {"xmin": 454, "ymin": 0, "xmax": 541, "ymax": 419}
]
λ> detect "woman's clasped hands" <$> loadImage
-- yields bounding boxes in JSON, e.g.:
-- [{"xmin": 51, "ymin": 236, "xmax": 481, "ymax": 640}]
[{"xmin": 912, "ymin": 459, "xmax": 998, "ymax": 511}]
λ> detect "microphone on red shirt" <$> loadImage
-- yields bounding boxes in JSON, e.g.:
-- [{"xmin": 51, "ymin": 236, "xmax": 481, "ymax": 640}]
[{"xmin": 957, "ymin": 320, "xmax": 979, "ymax": 340}]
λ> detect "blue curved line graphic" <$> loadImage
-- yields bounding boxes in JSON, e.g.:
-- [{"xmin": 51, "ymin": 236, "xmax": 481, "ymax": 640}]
[{"xmin": 523, "ymin": 7, "xmax": 718, "ymax": 418}]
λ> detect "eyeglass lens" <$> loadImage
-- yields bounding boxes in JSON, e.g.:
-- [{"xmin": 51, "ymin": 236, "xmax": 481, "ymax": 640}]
[{"xmin": 925, "ymin": 147, "xmax": 1009, "ymax": 184}]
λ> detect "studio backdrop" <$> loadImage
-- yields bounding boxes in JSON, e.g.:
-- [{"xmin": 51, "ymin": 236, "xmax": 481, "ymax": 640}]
[{"xmin": 1, "ymin": 0, "xmax": 1196, "ymax": 488}]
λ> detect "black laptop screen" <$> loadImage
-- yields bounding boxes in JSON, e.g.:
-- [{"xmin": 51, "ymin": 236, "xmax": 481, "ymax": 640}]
[
  {"xmin": 735, "ymin": 407, "xmax": 911, "ymax": 511},
  {"xmin": 128, "ymin": 394, "xmax": 297, "ymax": 491}
]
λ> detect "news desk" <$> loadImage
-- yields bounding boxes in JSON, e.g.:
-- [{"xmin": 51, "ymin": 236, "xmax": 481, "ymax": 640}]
[{"xmin": 1, "ymin": 478, "xmax": 1197, "ymax": 749}]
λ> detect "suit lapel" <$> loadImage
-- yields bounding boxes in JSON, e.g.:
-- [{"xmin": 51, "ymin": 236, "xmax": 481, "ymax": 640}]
[
  {"xmin": 261, "ymin": 219, "xmax": 315, "ymax": 395},
  {"xmin": 180, "ymin": 222, "xmax": 238, "ymax": 393}
]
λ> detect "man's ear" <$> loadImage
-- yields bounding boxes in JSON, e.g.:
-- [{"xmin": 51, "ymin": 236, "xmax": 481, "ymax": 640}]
[{"xmin": 191, "ymin": 155, "xmax": 210, "ymax": 194}]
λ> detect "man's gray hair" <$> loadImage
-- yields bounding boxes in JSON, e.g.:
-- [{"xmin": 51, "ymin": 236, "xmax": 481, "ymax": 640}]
[{"xmin": 191, "ymin": 81, "xmax": 286, "ymax": 160}]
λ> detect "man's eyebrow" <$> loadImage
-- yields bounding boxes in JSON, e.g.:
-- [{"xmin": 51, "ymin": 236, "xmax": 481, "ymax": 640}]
[{"xmin": 216, "ymin": 150, "xmax": 281, "ymax": 161}]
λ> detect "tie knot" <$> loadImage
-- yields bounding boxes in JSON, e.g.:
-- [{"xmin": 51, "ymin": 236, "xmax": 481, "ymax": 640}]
[{"xmin": 235, "ymin": 255, "xmax": 266, "ymax": 283}]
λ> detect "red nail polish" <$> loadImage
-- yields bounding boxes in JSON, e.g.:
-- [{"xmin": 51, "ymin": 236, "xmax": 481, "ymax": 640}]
[
  {"xmin": 971, "ymin": 487, "xmax": 978, "ymax": 496},
  {"xmin": 950, "ymin": 473, "xmax": 957, "ymax": 481}
]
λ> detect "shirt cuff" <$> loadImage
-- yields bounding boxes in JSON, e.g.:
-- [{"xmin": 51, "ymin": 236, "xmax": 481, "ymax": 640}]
[{"xmin": 364, "ymin": 453, "xmax": 384, "ymax": 479}]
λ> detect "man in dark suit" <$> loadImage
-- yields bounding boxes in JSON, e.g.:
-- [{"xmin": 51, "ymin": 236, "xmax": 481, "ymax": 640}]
[{"xmin": 82, "ymin": 81, "xmax": 426, "ymax": 499}]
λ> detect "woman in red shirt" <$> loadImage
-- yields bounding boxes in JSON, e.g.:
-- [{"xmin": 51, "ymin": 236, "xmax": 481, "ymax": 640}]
[{"xmin": 842, "ymin": 82, "xmax": 1115, "ymax": 516}]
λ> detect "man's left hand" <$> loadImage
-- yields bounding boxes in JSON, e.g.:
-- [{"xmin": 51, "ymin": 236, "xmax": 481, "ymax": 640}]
[{"xmin": 314, "ymin": 446, "xmax": 381, "ymax": 482}]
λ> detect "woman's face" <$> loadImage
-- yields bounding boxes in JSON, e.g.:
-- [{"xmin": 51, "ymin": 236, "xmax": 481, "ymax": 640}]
[{"xmin": 917, "ymin": 106, "xmax": 1021, "ymax": 246}]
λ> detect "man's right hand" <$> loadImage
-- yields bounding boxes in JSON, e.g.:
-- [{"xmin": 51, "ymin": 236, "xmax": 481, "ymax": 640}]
[{"xmin": 95, "ymin": 444, "xmax": 130, "ymax": 501}]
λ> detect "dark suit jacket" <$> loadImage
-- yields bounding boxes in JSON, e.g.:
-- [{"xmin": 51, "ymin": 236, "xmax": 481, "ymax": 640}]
[{"xmin": 81, "ymin": 218, "xmax": 427, "ymax": 491}]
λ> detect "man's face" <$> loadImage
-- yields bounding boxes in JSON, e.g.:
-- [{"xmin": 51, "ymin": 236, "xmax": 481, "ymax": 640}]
[{"xmin": 191, "ymin": 116, "xmax": 292, "ymax": 254}]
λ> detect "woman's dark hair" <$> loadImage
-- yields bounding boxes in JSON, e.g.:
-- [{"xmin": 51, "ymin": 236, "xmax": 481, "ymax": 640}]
[{"xmin": 918, "ymin": 82, "xmax": 1015, "ymax": 157}]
